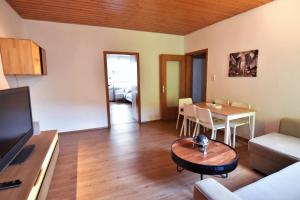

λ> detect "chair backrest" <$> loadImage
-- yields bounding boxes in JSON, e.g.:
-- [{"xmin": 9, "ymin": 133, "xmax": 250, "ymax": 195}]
[
  {"xmin": 231, "ymin": 101, "xmax": 251, "ymax": 109},
  {"xmin": 178, "ymin": 98, "xmax": 193, "ymax": 113},
  {"xmin": 194, "ymin": 107, "xmax": 214, "ymax": 129},
  {"xmin": 183, "ymin": 104, "xmax": 196, "ymax": 118},
  {"xmin": 214, "ymin": 98, "xmax": 229, "ymax": 106},
  {"xmin": 179, "ymin": 98, "xmax": 193, "ymax": 106}
]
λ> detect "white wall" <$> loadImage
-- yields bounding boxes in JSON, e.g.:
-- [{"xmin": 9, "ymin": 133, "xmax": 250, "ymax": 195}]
[
  {"xmin": 0, "ymin": 1, "xmax": 23, "ymax": 37},
  {"xmin": 0, "ymin": 53, "xmax": 9, "ymax": 89},
  {"xmin": 6, "ymin": 20, "xmax": 183, "ymax": 132},
  {"xmin": 185, "ymin": 0, "xmax": 300, "ymax": 138},
  {"xmin": 0, "ymin": 1, "xmax": 24, "ymax": 90}
]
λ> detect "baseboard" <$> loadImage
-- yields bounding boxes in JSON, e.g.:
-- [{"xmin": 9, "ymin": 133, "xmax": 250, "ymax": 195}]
[
  {"xmin": 214, "ymin": 129, "xmax": 250, "ymax": 141},
  {"xmin": 140, "ymin": 119, "xmax": 162, "ymax": 124},
  {"xmin": 60, "ymin": 120, "xmax": 163, "ymax": 134},
  {"xmin": 236, "ymin": 135, "xmax": 250, "ymax": 143},
  {"xmin": 59, "ymin": 126, "xmax": 108, "ymax": 134}
]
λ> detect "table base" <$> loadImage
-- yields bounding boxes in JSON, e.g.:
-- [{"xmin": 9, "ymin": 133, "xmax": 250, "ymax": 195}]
[{"xmin": 176, "ymin": 165, "xmax": 228, "ymax": 180}]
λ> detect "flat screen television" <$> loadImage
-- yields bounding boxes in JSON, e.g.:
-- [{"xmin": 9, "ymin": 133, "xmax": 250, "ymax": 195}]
[{"xmin": 0, "ymin": 87, "xmax": 34, "ymax": 173}]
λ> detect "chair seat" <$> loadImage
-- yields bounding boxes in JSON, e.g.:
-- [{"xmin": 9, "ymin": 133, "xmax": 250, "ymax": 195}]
[
  {"xmin": 212, "ymin": 119, "xmax": 226, "ymax": 129},
  {"xmin": 230, "ymin": 118, "xmax": 249, "ymax": 127}
]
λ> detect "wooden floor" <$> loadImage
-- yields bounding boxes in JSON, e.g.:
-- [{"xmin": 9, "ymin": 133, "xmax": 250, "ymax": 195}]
[
  {"xmin": 47, "ymin": 121, "xmax": 263, "ymax": 200},
  {"xmin": 110, "ymin": 102, "xmax": 136, "ymax": 125}
]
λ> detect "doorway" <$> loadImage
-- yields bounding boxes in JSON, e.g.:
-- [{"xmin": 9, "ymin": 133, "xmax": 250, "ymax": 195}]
[
  {"xmin": 159, "ymin": 50, "xmax": 208, "ymax": 120},
  {"xmin": 185, "ymin": 49, "xmax": 208, "ymax": 103},
  {"xmin": 104, "ymin": 51, "xmax": 141, "ymax": 127},
  {"xmin": 189, "ymin": 51, "xmax": 207, "ymax": 103}
]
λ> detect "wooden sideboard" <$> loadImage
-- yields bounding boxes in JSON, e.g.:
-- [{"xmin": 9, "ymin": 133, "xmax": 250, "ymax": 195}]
[{"xmin": 0, "ymin": 130, "xmax": 59, "ymax": 200}]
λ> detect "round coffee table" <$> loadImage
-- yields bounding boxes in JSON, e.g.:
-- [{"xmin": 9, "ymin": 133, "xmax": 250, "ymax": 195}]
[{"xmin": 171, "ymin": 137, "xmax": 239, "ymax": 179}]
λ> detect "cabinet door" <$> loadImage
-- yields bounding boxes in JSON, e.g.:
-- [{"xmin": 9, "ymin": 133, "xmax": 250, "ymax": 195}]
[
  {"xmin": 1, "ymin": 39, "xmax": 30, "ymax": 74},
  {"xmin": 0, "ymin": 39, "xmax": 43, "ymax": 75},
  {"xmin": 31, "ymin": 41, "xmax": 42, "ymax": 75}
]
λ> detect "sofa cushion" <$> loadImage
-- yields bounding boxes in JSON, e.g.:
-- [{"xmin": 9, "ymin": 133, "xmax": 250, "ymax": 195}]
[
  {"xmin": 279, "ymin": 118, "xmax": 300, "ymax": 138},
  {"xmin": 234, "ymin": 162, "xmax": 300, "ymax": 200},
  {"xmin": 194, "ymin": 178, "xmax": 241, "ymax": 200},
  {"xmin": 249, "ymin": 133, "xmax": 300, "ymax": 160}
]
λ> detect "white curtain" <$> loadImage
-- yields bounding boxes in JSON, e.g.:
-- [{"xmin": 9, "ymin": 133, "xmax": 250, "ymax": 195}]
[
  {"xmin": 0, "ymin": 53, "xmax": 9, "ymax": 90},
  {"xmin": 107, "ymin": 54, "xmax": 137, "ymax": 88}
]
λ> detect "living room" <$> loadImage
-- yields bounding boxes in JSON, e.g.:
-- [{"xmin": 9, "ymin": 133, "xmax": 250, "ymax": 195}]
[{"xmin": 0, "ymin": 0, "xmax": 300, "ymax": 199}]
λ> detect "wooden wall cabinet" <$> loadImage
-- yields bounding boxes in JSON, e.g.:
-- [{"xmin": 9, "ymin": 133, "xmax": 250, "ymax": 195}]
[{"xmin": 0, "ymin": 38, "xmax": 47, "ymax": 75}]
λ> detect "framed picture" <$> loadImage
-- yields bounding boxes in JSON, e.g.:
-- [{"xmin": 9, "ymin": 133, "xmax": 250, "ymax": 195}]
[{"xmin": 229, "ymin": 49, "xmax": 258, "ymax": 77}]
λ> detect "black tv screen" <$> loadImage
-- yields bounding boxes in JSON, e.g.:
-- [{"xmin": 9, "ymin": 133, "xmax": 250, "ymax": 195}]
[{"xmin": 0, "ymin": 87, "xmax": 33, "ymax": 173}]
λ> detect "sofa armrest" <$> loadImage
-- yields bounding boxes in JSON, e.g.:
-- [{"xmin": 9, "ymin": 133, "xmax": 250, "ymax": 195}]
[
  {"xmin": 279, "ymin": 118, "xmax": 300, "ymax": 138},
  {"xmin": 194, "ymin": 178, "xmax": 242, "ymax": 200}
]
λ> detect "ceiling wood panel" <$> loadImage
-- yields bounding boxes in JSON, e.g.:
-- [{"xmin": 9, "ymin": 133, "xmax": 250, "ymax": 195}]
[{"xmin": 6, "ymin": 0, "xmax": 272, "ymax": 35}]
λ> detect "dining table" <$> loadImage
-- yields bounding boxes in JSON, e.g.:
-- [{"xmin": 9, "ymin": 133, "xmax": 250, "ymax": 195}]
[{"xmin": 190, "ymin": 102, "xmax": 256, "ymax": 145}]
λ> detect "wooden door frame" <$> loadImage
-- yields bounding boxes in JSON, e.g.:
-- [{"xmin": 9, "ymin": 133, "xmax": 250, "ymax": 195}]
[
  {"xmin": 185, "ymin": 49, "xmax": 208, "ymax": 101},
  {"xmin": 103, "ymin": 51, "xmax": 141, "ymax": 128}
]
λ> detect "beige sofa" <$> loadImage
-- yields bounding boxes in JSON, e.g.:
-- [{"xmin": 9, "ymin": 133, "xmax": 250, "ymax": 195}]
[
  {"xmin": 194, "ymin": 162, "xmax": 300, "ymax": 200},
  {"xmin": 194, "ymin": 118, "xmax": 300, "ymax": 200},
  {"xmin": 249, "ymin": 118, "xmax": 300, "ymax": 174}
]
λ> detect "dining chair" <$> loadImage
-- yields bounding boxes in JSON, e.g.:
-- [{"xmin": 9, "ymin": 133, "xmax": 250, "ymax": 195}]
[
  {"xmin": 214, "ymin": 98, "xmax": 229, "ymax": 106},
  {"xmin": 230, "ymin": 101, "xmax": 252, "ymax": 148},
  {"xmin": 180, "ymin": 104, "xmax": 197, "ymax": 137},
  {"xmin": 176, "ymin": 98, "xmax": 193, "ymax": 130},
  {"xmin": 193, "ymin": 107, "xmax": 227, "ymax": 141}
]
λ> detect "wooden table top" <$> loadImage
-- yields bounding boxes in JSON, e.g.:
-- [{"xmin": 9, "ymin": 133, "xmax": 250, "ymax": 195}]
[
  {"xmin": 195, "ymin": 102, "xmax": 255, "ymax": 116},
  {"xmin": 171, "ymin": 138, "xmax": 238, "ymax": 166}
]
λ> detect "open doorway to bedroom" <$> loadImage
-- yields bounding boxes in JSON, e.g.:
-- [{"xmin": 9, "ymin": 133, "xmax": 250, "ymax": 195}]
[{"xmin": 104, "ymin": 52, "xmax": 141, "ymax": 127}]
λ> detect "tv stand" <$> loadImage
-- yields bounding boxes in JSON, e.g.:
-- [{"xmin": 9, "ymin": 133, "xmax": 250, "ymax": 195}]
[
  {"xmin": 0, "ymin": 131, "xmax": 59, "ymax": 200},
  {"xmin": 10, "ymin": 144, "xmax": 35, "ymax": 165}
]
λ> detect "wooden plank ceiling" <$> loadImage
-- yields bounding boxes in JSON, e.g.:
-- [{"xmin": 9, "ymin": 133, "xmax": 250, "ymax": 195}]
[{"xmin": 7, "ymin": 0, "xmax": 272, "ymax": 35}]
